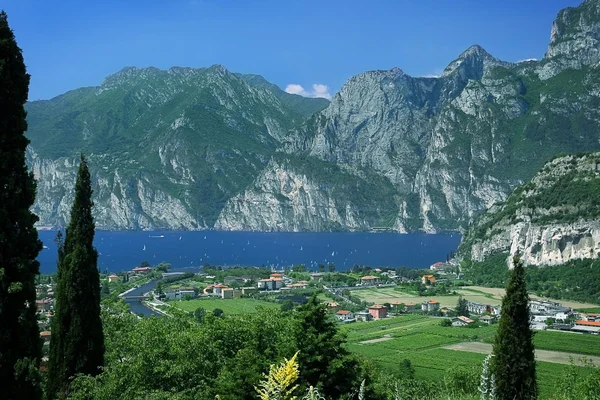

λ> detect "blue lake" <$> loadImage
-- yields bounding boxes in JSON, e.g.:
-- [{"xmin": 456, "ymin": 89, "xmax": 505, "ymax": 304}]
[{"xmin": 36, "ymin": 231, "xmax": 461, "ymax": 274}]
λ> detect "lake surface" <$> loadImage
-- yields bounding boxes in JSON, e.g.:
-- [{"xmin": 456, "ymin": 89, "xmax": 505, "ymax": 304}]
[{"xmin": 36, "ymin": 231, "xmax": 461, "ymax": 274}]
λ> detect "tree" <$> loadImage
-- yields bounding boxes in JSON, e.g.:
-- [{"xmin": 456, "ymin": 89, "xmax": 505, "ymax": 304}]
[
  {"xmin": 293, "ymin": 295, "xmax": 364, "ymax": 398},
  {"xmin": 139, "ymin": 261, "xmax": 150, "ymax": 268},
  {"xmin": 492, "ymin": 257, "xmax": 537, "ymax": 400},
  {"xmin": 47, "ymin": 156, "xmax": 105, "ymax": 399},
  {"xmin": 194, "ymin": 307, "xmax": 206, "ymax": 323},
  {"xmin": 213, "ymin": 308, "xmax": 224, "ymax": 318},
  {"xmin": 456, "ymin": 296, "xmax": 470, "ymax": 317},
  {"xmin": 328, "ymin": 263, "xmax": 335, "ymax": 273},
  {"xmin": 440, "ymin": 318, "xmax": 452, "ymax": 327},
  {"xmin": 318, "ymin": 264, "xmax": 325, "ymax": 273},
  {"xmin": 280, "ymin": 300, "xmax": 295, "ymax": 312},
  {"xmin": 0, "ymin": 11, "xmax": 43, "ymax": 400},
  {"xmin": 398, "ymin": 359, "xmax": 415, "ymax": 380}
]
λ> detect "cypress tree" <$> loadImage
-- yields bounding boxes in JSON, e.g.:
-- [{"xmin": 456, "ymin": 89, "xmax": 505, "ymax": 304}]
[
  {"xmin": 0, "ymin": 10, "xmax": 43, "ymax": 400},
  {"xmin": 492, "ymin": 257, "xmax": 537, "ymax": 400},
  {"xmin": 46, "ymin": 155, "xmax": 104, "ymax": 399}
]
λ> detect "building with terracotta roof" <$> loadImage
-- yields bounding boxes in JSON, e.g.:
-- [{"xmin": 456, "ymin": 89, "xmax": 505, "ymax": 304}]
[
  {"xmin": 421, "ymin": 275, "xmax": 436, "ymax": 285},
  {"xmin": 572, "ymin": 320, "xmax": 600, "ymax": 334},
  {"xmin": 336, "ymin": 310, "xmax": 355, "ymax": 322},
  {"xmin": 132, "ymin": 267, "xmax": 152, "ymax": 273},
  {"xmin": 360, "ymin": 276, "xmax": 380, "ymax": 286},
  {"xmin": 452, "ymin": 316, "xmax": 474, "ymax": 327},
  {"xmin": 368, "ymin": 305, "xmax": 387, "ymax": 319},
  {"xmin": 108, "ymin": 274, "xmax": 119, "ymax": 283},
  {"xmin": 421, "ymin": 300, "xmax": 440, "ymax": 312}
]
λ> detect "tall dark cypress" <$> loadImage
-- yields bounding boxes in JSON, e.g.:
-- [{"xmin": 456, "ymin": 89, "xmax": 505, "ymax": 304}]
[
  {"xmin": 0, "ymin": 10, "xmax": 43, "ymax": 400},
  {"xmin": 46, "ymin": 155, "xmax": 104, "ymax": 400},
  {"xmin": 492, "ymin": 257, "xmax": 537, "ymax": 400}
]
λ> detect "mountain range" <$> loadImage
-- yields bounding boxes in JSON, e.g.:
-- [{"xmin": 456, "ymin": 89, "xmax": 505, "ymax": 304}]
[{"xmin": 26, "ymin": 0, "xmax": 600, "ymax": 231}]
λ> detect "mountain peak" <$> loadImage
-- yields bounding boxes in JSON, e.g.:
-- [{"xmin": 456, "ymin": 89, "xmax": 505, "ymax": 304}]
[{"xmin": 441, "ymin": 44, "xmax": 500, "ymax": 78}]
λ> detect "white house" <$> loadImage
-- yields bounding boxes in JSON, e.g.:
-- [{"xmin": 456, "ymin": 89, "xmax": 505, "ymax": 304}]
[
  {"xmin": 452, "ymin": 316, "xmax": 474, "ymax": 327},
  {"xmin": 336, "ymin": 310, "xmax": 355, "ymax": 322},
  {"xmin": 421, "ymin": 300, "xmax": 440, "ymax": 312}
]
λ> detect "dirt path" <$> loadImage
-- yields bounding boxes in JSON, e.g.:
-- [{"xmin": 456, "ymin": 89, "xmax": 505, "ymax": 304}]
[
  {"xmin": 444, "ymin": 342, "xmax": 599, "ymax": 366},
  {"xmin": 360, "ymin": 337, "xmax": 394, "ymax": 344}
]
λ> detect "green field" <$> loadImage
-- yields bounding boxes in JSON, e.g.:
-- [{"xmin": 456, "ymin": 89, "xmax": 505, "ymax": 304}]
[
  {"xmin": 342, "ymin": 316, "xmax": 598, "ymax": 398},
  {"xmin": 575, "ymin": 307, "xmax": 600, "ymax": 313},
  {"xmin": 173, "ymin": 298, "xmax": 278, "ymax": 314},
  {"xmin": 351, "ymin": 287, "xmax": 501, "ymax": 307}
]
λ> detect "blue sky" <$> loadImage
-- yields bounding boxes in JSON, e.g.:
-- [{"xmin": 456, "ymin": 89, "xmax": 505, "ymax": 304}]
[{"xmin": 2, "ymin": 0, "xmax": 583, "ymax": 101}]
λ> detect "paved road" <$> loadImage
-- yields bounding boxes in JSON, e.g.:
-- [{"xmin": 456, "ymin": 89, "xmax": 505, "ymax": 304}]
[{"xmin": 444, "ymin": 342, "xmax": 599, "ymax": 366}]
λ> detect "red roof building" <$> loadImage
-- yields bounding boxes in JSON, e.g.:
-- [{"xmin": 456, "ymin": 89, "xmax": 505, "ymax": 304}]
[{"xmin": 368, "ymin": 305, "xmax": 387, "ymax": 319}]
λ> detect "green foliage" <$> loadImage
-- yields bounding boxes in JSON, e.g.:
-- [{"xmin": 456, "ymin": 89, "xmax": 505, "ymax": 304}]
[
  {"xmin": 456, "ymin": 296, "xmax": 470, "ymax": 317},
  {"xmin": 293, "ymin": 295, "xmax": 365, "ymax": 398},
  {"xmin": 492, "ymin": 258, "xmax": 537, "ymax": 400},
  {"xmin": 0, "ymin": 11, "xmax": 43, "ymax": 399},
  {"xmin": 465, "ymin": 254, "xmax": 600, "ymax": 304},
  {"xmin": 444, "ymin": 365, "xmax": 480, "ymax": 397},
  {"xmin": 47, "ymin": 156, "xmax": 104, "ymax": 399},
  {"xmin": 212, "ymin": 308, "xmax": 224, "ymax": 318},
  {"xmin": 440, "ymin": 318, "xmax": 452, "ymax": 327},
  {"xmin": 555, "ymin": 358, "xmax": 600, "ymax": 400},
  {"xmin": 174, "ymin": 298, "xmax": 278, "ymax": 314},
  {"xmin": 193, "ymin": 307, "xmax": 206, "ymax": 323}
]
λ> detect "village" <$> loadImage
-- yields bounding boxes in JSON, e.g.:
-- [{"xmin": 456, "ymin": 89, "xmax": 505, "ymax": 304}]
[{"xmin": 35, "ymin": 260, "xmax": 599, "ymax": 343}]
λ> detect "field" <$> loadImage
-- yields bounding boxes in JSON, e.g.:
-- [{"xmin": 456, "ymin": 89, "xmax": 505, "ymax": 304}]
[
  {"xmin": 351, "ymin": 287, "xmax": 500, "ymax": 307},
  {"xmin": 172, "ymin": 298, "xmax": 278, "ymax": 314},
  {"xmin": 342, "ymin": 316, "xmax": 600, "ymax": 398},
  {"xmin": 575, "ymin": 307, "xmax": 600, "ymax": 313}
]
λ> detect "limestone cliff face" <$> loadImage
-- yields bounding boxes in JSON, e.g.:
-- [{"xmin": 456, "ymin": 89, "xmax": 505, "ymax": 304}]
[
  {"xmin": 462, "ymin": 152, "xmax": 600, "ymax": 266},
  {"xmin": 214, "ymin": 160, "xmax": 368, "ymax": 232},
  {"xmin": 28, "ymin": 149, "xmax": 202, "ymax": 230},
  {"xmin": 538, "ymin": 0, "xmax": 600, "ymax": 79},
  {"xmin": 25, "ymin": 0, "xmax": 600, "ymax": 232}
]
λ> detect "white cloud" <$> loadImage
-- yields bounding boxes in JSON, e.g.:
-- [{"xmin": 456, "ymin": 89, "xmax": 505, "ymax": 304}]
[
  {"xmin": 285, "ymin": 83, "xmax": 332, "ymax": 100},
  {"xmin": 517, "ymin": 58, "xmax": 538, "ymax": 63}
]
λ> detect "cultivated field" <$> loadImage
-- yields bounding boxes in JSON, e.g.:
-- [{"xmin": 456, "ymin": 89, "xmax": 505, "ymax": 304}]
[
  {"xmin": 351, "ymin": 287, "xmax": 500, "ymax": 307},
  {"xmin": 173, "ymin": 298, "xmax": 278, "ymax": 314},
  {"xmin": 444, "ymin": 342, "xmax": 600, "ymax": 365},
  {"xmin": 342, "ymin": 315, "xmax": 600, "ymax": 398}
]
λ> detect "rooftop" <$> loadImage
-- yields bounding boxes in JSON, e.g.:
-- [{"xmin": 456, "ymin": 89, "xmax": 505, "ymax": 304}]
[
  {"xmin": 361, "ymin": 275, "xmax": 378, "ymax": 280},
  {"xmin": 337, "ymin": 310, "xmax": 351, "ymax": 315},
  {"xmin": 575, "ymin": 320, "xmax": 600, "ymax": 327},
  {"xmin": 369, "ymin": 305, "xmax": 386, "ymax": 309}
]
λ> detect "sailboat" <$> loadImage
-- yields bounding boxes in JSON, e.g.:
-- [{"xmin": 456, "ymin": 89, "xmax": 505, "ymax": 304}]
[
  {"xmin": 143, "ymin": 245, "xmax": 146, "ymax": 251},
  {"xmin": 179, "ymin": 236, "xmax": 182, "ymax": 240}
]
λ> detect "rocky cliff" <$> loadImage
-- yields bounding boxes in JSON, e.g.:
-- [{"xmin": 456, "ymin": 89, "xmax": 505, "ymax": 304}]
[
  {"xmin": 25, "ymin": 0, "xmax": 600, "ymax": 231},
  {"xmin": 459, "ymin": 152, "xmax": 600, "ymax": 266}
]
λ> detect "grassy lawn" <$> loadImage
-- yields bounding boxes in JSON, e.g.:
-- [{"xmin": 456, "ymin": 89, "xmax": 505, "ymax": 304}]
[
  {"xmin": 533, "ymin": 330, "xmax": 600, "ymax": 357},
  {"xmin": 575, "ymin": 307, "xmax": 600, "ymax": 313},
  {"xmin": 172, "ymin": 298, "xmax": 278, "ymax": 314}
]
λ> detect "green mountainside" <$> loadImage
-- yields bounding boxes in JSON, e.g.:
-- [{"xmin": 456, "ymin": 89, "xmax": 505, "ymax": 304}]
[{"xmin": 25, "ymin": 0, "xmax": 600, "ymax": 231}]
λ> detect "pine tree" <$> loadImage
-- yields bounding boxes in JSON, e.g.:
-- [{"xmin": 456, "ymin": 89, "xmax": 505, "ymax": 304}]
[
  {"xmin": 46, "ymin": 155, "xmax": 104, "ymax": 399},
  {"xmin": 294, "ymin": 295, "xmax": 363, "ymax": 398},
  {"xmin": 0, "ymin": 10, "xmax": 43, "ymax": 400},
  {"xmin": 457, "ymin": 296, "xmax": 470, "ymax": 317},
  {"xmin": 492, "ymin": 257, "xmax": 537, "ymax": 400}
]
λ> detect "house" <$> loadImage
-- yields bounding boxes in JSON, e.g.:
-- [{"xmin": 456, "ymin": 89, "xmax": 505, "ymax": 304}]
[
  {"xmin": 132, "ymin": 267, "xmax": 152, "ymax": 274},
  {"xmin": 368, "ymin": 305, "xmax": 387, "ymax": 319},
  {"xmin": 178, "ymin": 289, "xmax": 196, "ymax": 299},
  {"xmin": 421, "ymin": 275, "xmax": 436, "ymax": 285},
  {"xmin": 36, "ymin": 298, "xmax": 53, "ymax": 313},
  {"xmin": 39, "ymin": 331, "xmax": 51, "ymax": 343},
  {"xmin": 355, "ymin": 311, "xmax": 373, "ymax": 322},
  {"xmin": 108, "ymin": 274, "xmax": 119, "ymax": 283},
  {"xmin": 336, "ymin": 310, "xmax": 355, "ymax": 322},
  {"xmin": 529, "ymin": 300, "xmax": 569, "ymax": 315},
  {"xmin": 257, "ymin": 277, "xmax": 285, "ymax": 290},
  {"xmin": 467, "ymin": 301, "xmax": 488, "ymax": 315},
  {"xmin": 571, "ymin": 320, "xmax": 600, "ymax": 334},
  {"xmin": 554, "ymin": 311, "xmax": 572, "ymax": 321},
  {"xmin": 327, "ymin": 302, "xmax": 340, "ymax": 309},
  {"xmin": 270, "ymin": 273, "xmax": 283, "ymax": 279},
  {"xmin": 310, "ymin": 273, "xmax": 324, "ymax": 281},
  {"xmin": 213, "ymin": 284, "xmax": 228, "ymax": 296},
  {"xmin": 430, "ymin": 262, "xmax": 445, "ymax": 270},
  {"xmin": 289, "ymin": 283, "xmax": 308, "ymax": 289},
  {"xmin": 404, "ymin": 302, "xmax": 417, "ymax": 312},
  {"xmin": 479, "ymin": 315, "xmax": 496, "ymax": 325},
  {"xmin": 241, "ymin": 287, "xmax": 258, "ymax": 295},
  {"xmin": 452, "ymin": 316, "xmax": 475, "ymax": 327},
  {"xmin": 421, "ymin": 300, "xmax": 440, "ymax": 313},
  {"xmin": 271, "ymin": 278, "xmax": 284, "ymax": 289},
  {"xmin": 361, "ymin": 276, "xmax": 379, "ymax": 286},
  {"xmin": 584, "ymin": 313, "xmax": 598, "ymax": 322},
  {"xmin": 221, "ymin": 288, "xmax": 236, "ymax": 299}
]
